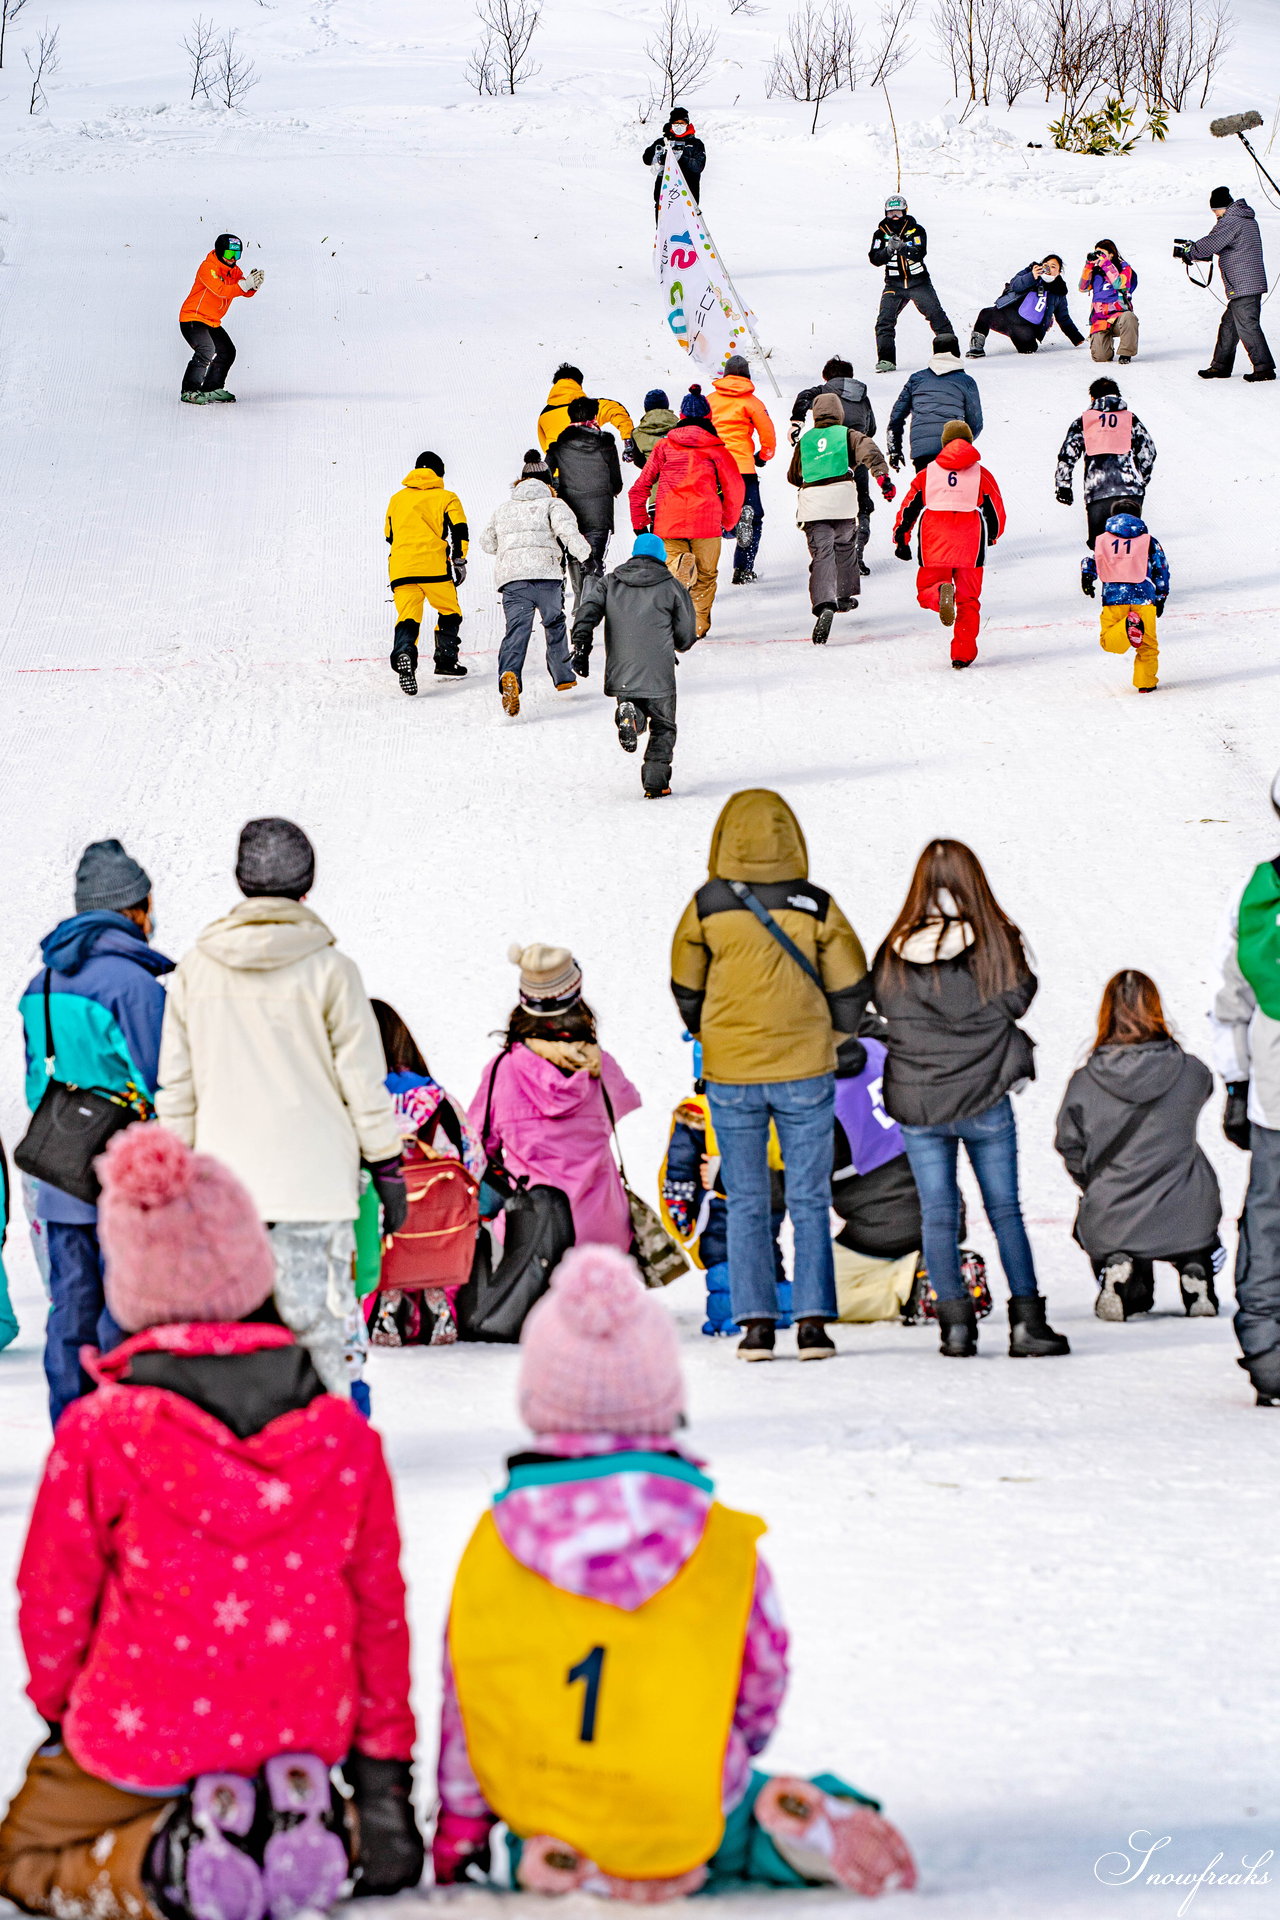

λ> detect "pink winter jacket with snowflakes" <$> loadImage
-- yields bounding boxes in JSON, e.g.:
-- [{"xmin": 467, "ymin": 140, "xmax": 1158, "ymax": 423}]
[
  {"xmin": 17, "ymin": 1322, "xmax": 416, "ymax": 1791},
  {"xmin": 436, "ymin": 1435, "xmax": 788, "ymax": 1850}
]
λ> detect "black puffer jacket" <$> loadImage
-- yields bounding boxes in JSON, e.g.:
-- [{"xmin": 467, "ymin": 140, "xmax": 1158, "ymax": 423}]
[
  {"xmin": 1054, "ymin": 1040, "xmax": 1221, "ymax": 1262},
  {"xmin": 546, "ymin": 426, "xmax": 622, "ymax": 533},
  {"xmin": 570, "ymin": 554, "xmax": 697, "ymax": 698},
  {"xmin": 872, "ymin": 923, "xmax": 1036, "ymax": 1127}
]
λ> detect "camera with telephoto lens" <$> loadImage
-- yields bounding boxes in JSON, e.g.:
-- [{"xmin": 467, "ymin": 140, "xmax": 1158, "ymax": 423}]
[{"xmin": 1173, "ymin": 238, "xmax": 1194, "ymax": 261}]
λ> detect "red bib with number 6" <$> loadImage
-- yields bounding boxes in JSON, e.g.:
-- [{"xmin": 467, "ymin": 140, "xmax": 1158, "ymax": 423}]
[
  {"xmin": 924, "ymin": 460, "xmax": 981, "ymax": 510},
  {"xmin": 1082, "ymin": 407, "xmax": 1132, "ymax": 454},
  {"xmin": 1094, "ymin": 531, "xmax": 1150, "ymax": 583}
]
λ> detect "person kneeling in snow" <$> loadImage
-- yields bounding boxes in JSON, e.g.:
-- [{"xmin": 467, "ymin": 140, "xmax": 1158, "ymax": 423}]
[
  {"xmin": 892, "ymin": 420, "xmax": 1005, "ymax": 669},
  {"xmin": 432, "ymin": 1243, "xmax": 917, "ymax": 1900},
  {"xmin": 570, "ymin": 532, "xmax": 697, "ymax": 799},
  {"xmin": 0, "ymin": 1125, "xmax": 423, "ymax": 1920},
  {"xmin": 1081, "ymin": 510, "xmax": 1169, "ymax": 693}
]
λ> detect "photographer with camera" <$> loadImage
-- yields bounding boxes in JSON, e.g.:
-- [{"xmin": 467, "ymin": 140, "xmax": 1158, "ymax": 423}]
[
  {"xmin": 967, "ymin": 256, "xmax": 1084, "ymax": 359},
  {"xmin": 1079, "ymin": 240, "xmax": 1139, "ymax": 363},
  {"xmin": 1175, "ymin": 187, "xmax": 1275, "ymax": 383}
]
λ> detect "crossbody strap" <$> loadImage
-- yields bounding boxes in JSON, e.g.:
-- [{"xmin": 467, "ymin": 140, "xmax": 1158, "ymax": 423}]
[
  {"xmin": 41, "ymin": 968, "xmax": 56, "ymax": 1075},
  {"xmin": 726, "ymin": 881, "xmax": 824, "ymax": 992},
  {"xmin": 480, "ymin": 1046, "xmax": 513, "ymax": 1155},
  {"xmin": 599, "ymin": 1080, "xmax": 630, "ymax": 1188}
]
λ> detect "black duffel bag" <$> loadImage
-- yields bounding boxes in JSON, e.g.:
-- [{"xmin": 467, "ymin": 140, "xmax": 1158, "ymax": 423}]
[
  {"xmin": 455, "ymin": 1180, "xmax": 575, "ymax": 1344},
  {"xmin": 13, "ymin": 970, "xmax": 142, "ymax": 1205}
]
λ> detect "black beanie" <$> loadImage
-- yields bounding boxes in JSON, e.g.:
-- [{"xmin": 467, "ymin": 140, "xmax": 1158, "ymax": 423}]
[
  {"xmin": 236, "ymin": 818, "xmax": 315, "ymax": 900},
  {"xmin": 1209, "ymin": 186, "xmax": 1233, "ymax": 209},
  {"xmin": 415, "ymin": 451, "xmax": 445, "ymax": 475}
]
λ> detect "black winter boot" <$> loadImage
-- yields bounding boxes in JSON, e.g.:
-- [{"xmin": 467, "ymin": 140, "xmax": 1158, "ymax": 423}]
[
  {"xmin": 967, "ymin": 330, "xmax": 987, "ymax": 358},
  {"xmin": 391, "ymin": 619, "xmax": 420, "ymax": 696},
  {"xmin": 796, "ymin": 1318, "xmax": 836, "ymax": 1360},
  {"xmin": 736, "ymin": 1320, "xmax": 776, "ymax": 1362},
  {"xmin": 433, "ymin": 616, "xmax": 468, "ymax": 677},
  {"xmin": 1177, "ymin": 1260, "xmax": 1219, "ymax": 1317},
  {"xmin": 1008, "ymin": 1294, "xmax": 1070, "ymax": 1357},
  {"xmin": 935, "ymin": 1297, "xmax": 978, "ymax": 1357}
]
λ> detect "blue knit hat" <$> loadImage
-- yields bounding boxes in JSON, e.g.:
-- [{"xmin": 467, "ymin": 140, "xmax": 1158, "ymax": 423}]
[
  {"xmin": 633, "ymin": 532, "xmax": 665, "ymax": 560},
  {"xmin": 680, "ymin": 384, "xmax": 711, "ymax": 420},
  {"xmin": 644, "ymin": 388, "xmax": 669, "ymax": 411}
]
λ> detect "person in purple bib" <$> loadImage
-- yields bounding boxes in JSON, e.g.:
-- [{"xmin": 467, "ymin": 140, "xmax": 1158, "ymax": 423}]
[{"xmin": 967, "ymin": 256, "xmax": 1084, "ymax": 358}]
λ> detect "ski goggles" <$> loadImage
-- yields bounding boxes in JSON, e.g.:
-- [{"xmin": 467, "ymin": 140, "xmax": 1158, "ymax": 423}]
[{"xmin": 222, "ymin": 239, "xmax": 243, "ymax": 262}]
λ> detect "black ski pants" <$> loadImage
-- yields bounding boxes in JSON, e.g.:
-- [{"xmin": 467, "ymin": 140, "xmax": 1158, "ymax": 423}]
[
  {"xmin": 973, "ymin": 307, "xmax": 1045, "ymax": 354},
  {"xmin": 620, "ymin": 695, "xmax": 678, "ymax": 793},
  {"xmin": 874, "ymin": 278, "xmax": 952, "ymax": 366},
  {"xmin": 1086, "ymin": 494, "xmax": 1144, "ymax": 542},
  {"xmin": 180, "ymin": 321, "xmax": 236, "ymax": 394},
  {"xmin": 1210, "ymin": 294, "xmax": 1275, "ymax": 376},
  {"xmin": 566, "ymin": 528, "xmax": 611, "ymax": 611}
]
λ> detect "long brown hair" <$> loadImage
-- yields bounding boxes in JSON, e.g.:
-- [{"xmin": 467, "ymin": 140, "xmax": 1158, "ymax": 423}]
[
  {"xmin": 1093, "ymin": 971, "xmax": 1173, "ymax": 1050},
  {"xmin": 371, "ymin": 998, "xmax": 428, "ymax": 1076},
  {"xmin": 503, "ymin": 1000, "xmax": 598, "ymax": 1047},
  {"xmin": 882, "ymin": 839, "xmax": 1028, "ymax": 1002}
]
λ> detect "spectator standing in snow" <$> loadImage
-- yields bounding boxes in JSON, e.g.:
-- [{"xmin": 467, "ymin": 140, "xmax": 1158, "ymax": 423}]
[
  {"xmin": 537, "ymin": 365, "xmax": 633, "ymax": 451},
  {"xmin": 156, "ymin": 819, "xmax": 406, "ymax": 1409},
  {"xmin": 1055, "ymin": 971, "xmax": 1222, "ymax": 1322},
  {"xmin": 887, "ymin": 335, "xmax": 982, "ymax": 474},
  {"xmin": 787, "ymin": 392, "xmax": 895, "ymax": 644},
  {"xmin": 178, "ymin": 232, "xmax": 261, "ymax": 404},
  {"xmin": 1079, "ymin": 240, "xmax": 1139, "ymax": 362},
  {"xmin": 17, "ymin": 841, "xmax": 172, "ymax": 1425},
  {"xmin": 789, "ymin": 356, "xmax": 878, "ymax": 581},
  {"xmin": 708, "ymin": 354, "xmax": 776, "ymax": 583},
  {"xmin": 546, "ymin": 396, "xmax": 624, "ymax": 608},
  {"xmin": 384, "ymin": 452, "xmax": 469, "ymax": 696},
  {"xmin": 571, "ymin": 531, "xmax": 697, "ymax": 798},
  {"xmin": 670, "ymin": 790, "xmax": 872, "ymax": 1361},
  {"xmin": 628, "ymin": 386, "xmax": 745, "ymax": 639},
  {"xmin": 1055, "ymin": 377, "xmax": 1157, "ymax": 541},
  {"xmin": 643, "ymin": 105, "xmax": 706, "ymax": 216},
  {"xmin": 868, "ymin": 196, "xmax": 953, "ymax": 373},
  {"xmin": 872, "ymin": 839, "xmax": 1070, "ymax": 1360},
  {"xmin": 1184, "ymin": 188, "xmax": 1275, "ymax": 382},
  {"xmin": 967, "ymin": 256, "xmax": 1084, "ymax": 358},
  {"xmin": 1209, "ymin": 768, "xmax": 1280, "ymax": 1406},
  {"xmin": 1080, "ymin": 510, "xmax": 1169, "ymax": 694},
  {"xmin": 892, "ymin": 421, "xmax": 1005, "ymax": 670},
  {"xmin": 0, "ymin": 1124, "xmax": 423, "ymax": 1920},
  {"xmin": 468, "ymin": 947, "xmax": 641, "ymax": 1253},
  {"xmin": 480, "ymin": 450, "xmax": 590, "ymax": 719}
]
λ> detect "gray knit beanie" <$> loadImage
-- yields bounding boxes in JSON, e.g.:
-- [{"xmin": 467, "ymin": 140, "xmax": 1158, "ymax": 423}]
[
  {"xmin": 235, "ymin": 818, "xmax": 315, "ymax": 900},
  {"xmin": 75, "ymin": 840, "xmax": 151, "ymax": 914}
]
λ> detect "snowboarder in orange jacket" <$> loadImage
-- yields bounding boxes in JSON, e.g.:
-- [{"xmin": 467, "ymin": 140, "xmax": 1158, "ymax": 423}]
[{"xmin": 179, "ymin": 234, "xmax": 262, "ymax": 404}]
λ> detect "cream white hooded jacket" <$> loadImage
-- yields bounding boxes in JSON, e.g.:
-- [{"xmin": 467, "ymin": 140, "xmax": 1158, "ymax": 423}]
[{"xmin": 156, "ymin": 899, "xmax": 401, "ymax": 1221}]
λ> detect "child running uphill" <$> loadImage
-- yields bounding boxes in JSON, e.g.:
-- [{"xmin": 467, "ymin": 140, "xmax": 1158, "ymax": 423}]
[
  {"xmin": 628, "ymin": 387, "xmax": 745, "ymax": 639},
  {"xmin": 787, "ymin": 392, "xmax": 894, "ymax": 644},
  {"xmin": 571, "ymin": 532, "xmax": 697, "ymax": 799},
  {"xmin": 0, "ymin": 1124, "xmax": 422, "ymax": 1920},
  {"xmin": 480, "ymin": 450, "xmax": 591, "ymax": 718},
  {"xmin": 893, "ymin": 421, "xmax": 1005, "ymax": 669},
  {"xmin": 432, "ymin": 1243, "xmax": 917, "ymax": 1899},
  {"xmin": 1081, "ymin": 510, "xmax": 1169, "ymax": 693},
  {"xmin": 384, "ymin": 452, "xmax": 469, "ymax": 695}
]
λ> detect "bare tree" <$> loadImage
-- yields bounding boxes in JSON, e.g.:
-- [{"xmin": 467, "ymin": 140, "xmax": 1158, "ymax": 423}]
[
  {"xmin": 645, "ymin": 0, "xmax": 718, "ymax": 109},
  {"xmin": 869, "ymin": 0, "xmax": 917, "ymax": 86},
  {"xmin": 212, "ymin": 27, "xmax": 258, "ymax": 109},
  {"xmin": 727, "ymin": 0, "xmax": 764, "ymax": 13},
  {"xmin": 1138, "ymin": 0, "xmax": 1233, "ymax": 110},
  {"xmin": 183, "ymin": 14, "xmax": 217, "ymax": 100},
  {"xmin": 24, "ymin": 18, "xmax": 57, "ymax": 113},
  {"xmin": 767, "ymin": 3, "xmax": 856, "ymax": 132},
  {"xmin": 932, "ymin": 0, "xmax": 1019, "ymax": 105},
  {"xmin": 0, "ymin": 0, "xmax": 28, "ymax": 70},
  {"xmin": 467, "ymin": 0, "xmax": 541, "ymax": 95}
]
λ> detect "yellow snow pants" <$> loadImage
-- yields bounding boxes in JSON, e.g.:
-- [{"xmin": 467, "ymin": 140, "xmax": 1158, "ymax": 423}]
[
  {"xmin": 393, "ymin": 580, "xmax": 461, "ymax": 626},
  {"xmin": 1100, "ymin": 602, "xmax": 1158, "ymax": 690}
]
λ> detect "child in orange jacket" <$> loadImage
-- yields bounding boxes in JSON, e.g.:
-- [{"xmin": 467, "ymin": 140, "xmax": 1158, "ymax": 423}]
[
  {"xmin": 709, "ymin": 355, "xmax": 776, "ymax": 583},
  {"xmin": 892, "ymin": 420, "xmax": 1005, "ymax": 668},
  {"xmin": 179, "ymin": 233, "xmax": 262, "ymax": 405}
]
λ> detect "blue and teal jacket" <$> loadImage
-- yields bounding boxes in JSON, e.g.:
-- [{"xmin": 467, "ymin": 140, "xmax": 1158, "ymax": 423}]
[
  {"xmin": 1081, "ymin": 512, "xmax": 1170, "ymax": 610},
  {"xmin": 19, "ymin": 913, "xmax": 174, "ymax": 1225}
]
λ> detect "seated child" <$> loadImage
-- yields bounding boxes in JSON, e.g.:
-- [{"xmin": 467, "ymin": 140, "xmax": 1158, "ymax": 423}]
[
  {"xmin": 432, "ymin": 1243, "xmax": 917, "ymax": 1900},
  {"xmin": 831, "ymin": 1032, "xmax": 924, "ymax": 1321},
  {"xmin": 0, "ymin": 1125, "xmax": 423, "ymax": 1920},
  {"xmin": 1081, "ymin": 510, "xmax": 1169, "ymax": 693},
  {"xmin": 661, "ymin": 1089, "xmax": 790, "ymax": 1335}
]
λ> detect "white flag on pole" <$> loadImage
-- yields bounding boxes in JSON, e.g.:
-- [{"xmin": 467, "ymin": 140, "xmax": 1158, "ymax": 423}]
[{"xmin": 654, "ymin": 150, "xmax": 751, "ymax": 376}]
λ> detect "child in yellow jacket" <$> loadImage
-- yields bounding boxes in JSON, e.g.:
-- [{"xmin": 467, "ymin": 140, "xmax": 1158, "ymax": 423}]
[{"xmin": 385, "ymin": 452, "xmax": 469, "ymax": 696}]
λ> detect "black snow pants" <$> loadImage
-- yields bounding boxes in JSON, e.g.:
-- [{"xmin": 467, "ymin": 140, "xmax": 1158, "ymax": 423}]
[
  {"xmin": 874, "ymin": 279, "xmax": 953, "ymax": 367},
  {"xmin": 180, "ymin": 322, "xmax": 236, "ymax": 394},
  {"xmin": 1209, "ymin": 294, "xmax": 1275, "ymax": 376},
  {"xmin": 620, "ymin": 695, "xmax": 678, "ymax": 794}
]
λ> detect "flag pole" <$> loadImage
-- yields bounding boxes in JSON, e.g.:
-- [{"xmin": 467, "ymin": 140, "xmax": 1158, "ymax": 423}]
[{"xmin": 687, "ymin": 193, "xmax": 782, "ymax": 398}]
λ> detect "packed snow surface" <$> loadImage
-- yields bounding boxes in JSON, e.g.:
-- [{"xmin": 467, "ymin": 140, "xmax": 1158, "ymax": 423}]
[{"xmin": 2, "ymin": 2, "xmax": 1280, "ymax": 1914}]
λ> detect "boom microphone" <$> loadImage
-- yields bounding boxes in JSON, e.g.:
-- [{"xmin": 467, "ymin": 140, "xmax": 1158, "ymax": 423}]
[{"xmin": 1210, "ymin": 110, "xmax": 1263, "ymax": 137}]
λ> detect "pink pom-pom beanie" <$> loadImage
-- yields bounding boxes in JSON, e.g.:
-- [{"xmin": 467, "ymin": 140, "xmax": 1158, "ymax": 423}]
[
  {"xmin": 518, "ymin": 1244, "xmax": 685, "ymax": 1435},
  {"xmin": 97, "ymin": 1124, "xmax": 277, "ymax": 1332}
]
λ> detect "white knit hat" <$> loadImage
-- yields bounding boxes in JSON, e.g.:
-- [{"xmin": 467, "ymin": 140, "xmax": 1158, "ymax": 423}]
[{"xmin": 509, "ymin": 942, "xmax": 583, "ymax": 1017}]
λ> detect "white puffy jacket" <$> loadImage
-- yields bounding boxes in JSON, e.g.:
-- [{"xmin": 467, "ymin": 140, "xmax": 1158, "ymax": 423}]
[{"xmin": 479, "ymin": 479, "xmax": 591, "ymax": 589}]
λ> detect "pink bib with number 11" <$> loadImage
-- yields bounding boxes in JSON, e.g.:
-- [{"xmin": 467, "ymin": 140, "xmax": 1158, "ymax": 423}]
[
  {"xmin": 1095, "ymin": 531, "xmax": 1150, "ymax": 583},
  {"xmin": 1082, "ymin": 408, "xmax": 1133, "ymax": 454},
  {"xmin": 924, "ymin": 462, "xmax": 981, "ymax": 510}
]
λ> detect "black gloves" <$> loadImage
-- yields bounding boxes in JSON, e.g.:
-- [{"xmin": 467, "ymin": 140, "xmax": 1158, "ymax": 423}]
[
  {"xmin": 1224, "ymin": 1083, "xmax": 1252, "ymax": 1152},
  {"xmin": 754, "ymin": 453, "xmax": 767, "ymax": 468},
  {"xmin": 366, "ymin": 1157, "xmax": 408, "ymax": 1235},
  {"xmin": 1056, "ymin": 486, "xmax": 1073, "ymax": 506},
  {"xmin": 894, "ymin": 542, "xmax": 911, "ymax": 562},
  {"xmin": 1154, "ymin": 598, "xmax": 1167, "ymax": 617},
  {"xmin": 345, "ymin": 1753, "xmax": 424, "ymax": 1898},
  {"xmin": 571, "ymin": 648, "xmax": 590, "ymax": 678},
  {"xmin": 1081, "ymin": 573, "xmax": 1095, "ymax": 598},
  {"xmin": 788, "ymin": 420, "xmax": 802, "ymax": 445},
  {"xmin": 452, "ymin": 559, "xmax": 467, "ymax": 586},
  {"xmin": 888, "ymin": 448, "xmax": 903, "ymax": 471}
]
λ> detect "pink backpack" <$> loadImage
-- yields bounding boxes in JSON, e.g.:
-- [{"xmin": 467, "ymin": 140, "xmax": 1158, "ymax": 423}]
[
  {"xmin": 1094, "ymin": 530, "xmax": 1150, "ymax": 583},
  {"xmin": 1082, "ymin": 407, "xmax": 1132, "ymax": 454},
  {"xmin": 924, "ymin": 461, "xmax": 981, "ymax": 511}
]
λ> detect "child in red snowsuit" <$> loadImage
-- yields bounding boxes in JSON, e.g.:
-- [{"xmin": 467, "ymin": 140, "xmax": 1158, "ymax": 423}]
[
  {"xmin": 0, "ymin": 1125, "xmax": 423, "ymax": 1920},
  {"xmin": 892, "ymin": 419, "xmax": 1005, "ymax": 667}
]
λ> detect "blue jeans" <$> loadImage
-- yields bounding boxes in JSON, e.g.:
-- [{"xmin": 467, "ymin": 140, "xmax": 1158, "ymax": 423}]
[
  {"xmin": 899, "ymin": 1095, "xmax": 1038, "ymax": 1304},
  {"xmin": 44, "ymin": 1223, "xmax": 124, "ymax": 1426},
  {"xmin": 707, "ymin": 1076, "xmax": 836, "ymax": 1322},
  {"xmin": 1235, "ymin": 1120, "xmax": 1280, "ymax": 1397}
]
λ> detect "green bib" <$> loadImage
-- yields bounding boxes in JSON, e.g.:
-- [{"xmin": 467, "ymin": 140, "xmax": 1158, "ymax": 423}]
[
  {"xmin": 799, "ymin": 424, "xmax": 850, "ymax": 483},
  {"xmin": 1238, "ymin": 859, "xmax": 1280, "ymax": 1019}
]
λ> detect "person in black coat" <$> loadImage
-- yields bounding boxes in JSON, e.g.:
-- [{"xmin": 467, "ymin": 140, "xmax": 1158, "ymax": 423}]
[
  {"xmin": 968, "ymin": 257, "xmax": 1085, "ymax": 357},
  {"xmin": 546, "ymin": 396, "xmax": 623, "ymax": 607},
  {"xmin": 872, "ymin": 838, "xmax": 1069, "ymax": 1360},
  {"xmin": 570, "ymin": 532, "xmax": 697, "ymax": 797},
  {"xmin": 1055, "ymin": 971, "xmax": 1222, "ymax": 1321},
  {"xmin": 868, "ymin": 196, "xmax": 954, "ymax": 372},
  {"xmin": 643, "ymin": 106, "xmax": 706, "ymax": 217}
]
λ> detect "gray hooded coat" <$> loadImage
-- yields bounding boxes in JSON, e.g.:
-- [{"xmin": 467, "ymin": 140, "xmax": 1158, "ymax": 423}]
[
  {"xmin": 1054, "ymin": 1040, "xmax": 1221, "ymax": 1262},
  {"xmin": 1188, "ymin": 200, "xmax": 1268, "ymax": 299},
  {"xmin": 570, "ymin": 553, "xmax": 697, "ymax": 697}
]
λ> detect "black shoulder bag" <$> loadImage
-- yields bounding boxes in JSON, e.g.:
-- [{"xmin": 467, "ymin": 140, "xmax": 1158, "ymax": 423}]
[
  {"xmin": 727, "ymin": 881, "xmax": 825, "ymax": 990},
  {"xmin": 13, "ymin": 971, "xmax": 142, "ymax": 1204}
]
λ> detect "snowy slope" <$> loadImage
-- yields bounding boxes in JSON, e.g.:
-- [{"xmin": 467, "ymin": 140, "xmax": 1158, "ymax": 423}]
[{"xmin": 2, "ymin": 2, "xmax": 1280, "ymax": 1912}]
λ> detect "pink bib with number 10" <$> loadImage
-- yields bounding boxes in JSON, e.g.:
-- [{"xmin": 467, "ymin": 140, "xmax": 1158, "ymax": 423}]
[
  {"xmin": 1082, "ymin": 407, "xmax": 1133, "ymax": 454},
  {"xmin": 1094, "ymin": 531, "xmax": 1150, "ymax": 583},
  {"xmin": 924, "ymin": 462, "xmax": 981, "ymax": 510}
]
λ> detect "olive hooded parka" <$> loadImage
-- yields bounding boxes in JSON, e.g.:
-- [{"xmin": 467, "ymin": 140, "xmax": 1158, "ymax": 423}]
[{"xmin": 670, "ymin": 790, "xmax": 870, "ymax": 1086}]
